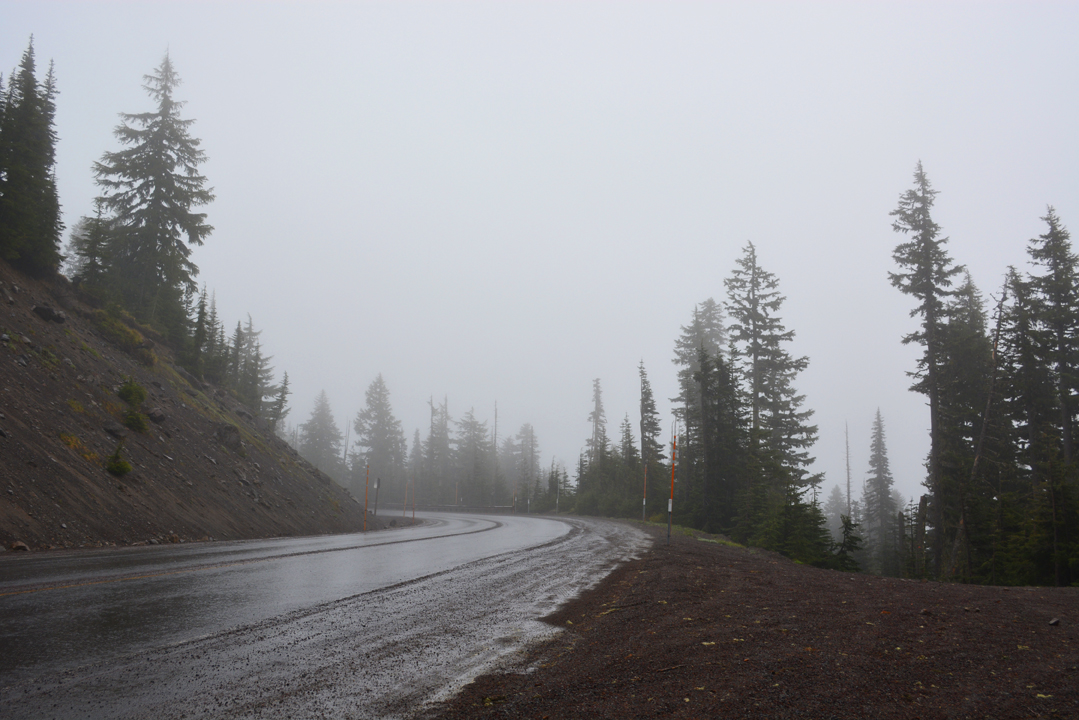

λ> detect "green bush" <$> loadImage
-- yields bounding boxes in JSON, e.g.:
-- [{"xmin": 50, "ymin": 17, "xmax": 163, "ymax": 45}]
[
  {"xmin": 91, "ymin": 309, "xmax": 144, "ymax": 353},
  {"xmin": 105, "ymin": 443, "xmax": 132, "ymax": 476},
  {"xmin": 91, "ymin": 310, "xmax": 156, "ymax": 364},
  {"xmin": 118, "ymin": 377, "xmax": 147, "ymax": 407},
  {"xmin": 122, "ymin": 409, "xmax": 149, "ymax": 433}
]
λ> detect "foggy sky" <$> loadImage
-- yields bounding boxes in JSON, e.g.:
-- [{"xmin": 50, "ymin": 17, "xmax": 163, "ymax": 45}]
[{"xmin": 4, "ymin": 2, "xmax": 1078, "ymax": 504}]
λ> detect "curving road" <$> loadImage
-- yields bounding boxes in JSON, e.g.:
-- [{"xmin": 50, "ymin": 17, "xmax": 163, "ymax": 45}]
[{"xmin": 0, "ymin": 513, "xmax": 650, "ymax": 718}]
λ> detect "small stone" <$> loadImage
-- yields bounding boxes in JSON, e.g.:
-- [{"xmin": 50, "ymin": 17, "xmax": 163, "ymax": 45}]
[
  {"xmin": 63, "ymin": 358, "xmax": 74, "ymax": 368},
  {"xmin": 0, "ymin": 334, "xmax": 9, "ymax": 342},
  {"xmin": 9, "ymin": 541, "xmax": 29, "ymax": 551},
  {"xmin": 920, "ymin": 608, "xmax": 932, "ymax": 615},
  {"xmin": 1049, "ymin": 618, "xmax": 1060, "ymax": 626},
  {"xmin": 0, "ymin": 428, "xmax": 7, "ymax": 438},
  {"xmin": 61, "ymin": 523, "xmax": 67, "ymax": 529}
]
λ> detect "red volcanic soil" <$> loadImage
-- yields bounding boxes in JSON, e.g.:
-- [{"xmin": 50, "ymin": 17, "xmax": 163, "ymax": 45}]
[{"xmin": 427, "ymin": 522, "xmax": 1077, "ymax": 720}]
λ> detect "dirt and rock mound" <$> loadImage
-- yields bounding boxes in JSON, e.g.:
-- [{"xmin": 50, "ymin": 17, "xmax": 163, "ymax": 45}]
[
  {"xmin": 0, "ymin": 262, "xmax": 380, "ymax": 552},
  {"xmin": 428, "ymin": 523, "xmax": 1078, "ymax": 720}
]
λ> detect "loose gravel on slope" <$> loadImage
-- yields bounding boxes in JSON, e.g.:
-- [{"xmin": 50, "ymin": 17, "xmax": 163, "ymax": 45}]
[{"xmin": 427, "ymin": 522, "xmax": 1078, "ymax": 720}]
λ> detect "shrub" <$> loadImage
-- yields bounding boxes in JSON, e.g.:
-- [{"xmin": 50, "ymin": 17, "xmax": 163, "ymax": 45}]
[
  {"xmin": 105, "ymin": 442, "xmax": 132, "ymax": 476},
  {"xmin": 122, "ymin": 409, "xmax": 149, "ymax": 433},
  {"xmin": 90, "ymin": 309, "xmax": 144, "ymax": 353},
  {"xmin": 117, "ymin": 377, "xmax": 147, "ymax": 407}
]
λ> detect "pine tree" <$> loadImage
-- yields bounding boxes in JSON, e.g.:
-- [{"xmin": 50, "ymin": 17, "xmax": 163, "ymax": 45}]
[
  {"xmin": 517, "ymin": 423, "xmax": 541, "ymax": 503},
  {"xmin": 694, "ymin": 344, "xmax": 745, "ymax": 531},
  {"xmin": 822, "ymin": 484, "xmax": 847, "ymax": 542},
  {"xmin": 93, "ymin": 53, "xmax": 213, "ymax": 334},
  {"xmin": 423, "ymin": 396, "xmax": 453, "ymax": 504},
  {"xmin": 618, "ymin": 414, "xmax": 639, "ymax": 467},
  {"xmin": 585, "ymin": 378, "xmax": 608, "ymax": 479},
  {"xmin": 936, "ymin": 273, "xmax": 996, "ymax": 579},
  {"xmin": 454, "ymin": 409, "xmax": 492, "ymax": 506},
  {"xmin": 889, "ymin": 162, "xmax": 964, "ymax": 578},
  {"xmin": 267, "ymin": 371, "xmax": 291, "ymax": 433},
  {"xmin": 298, "ymin": 390, "xmax": 344, "ymax": 481},
  {"xmin": 352, "ymin": 374, "xmax": 406, "ymax": 501},
  {"xmin": 1028, "ymin": 207, "xmax": 1079, "ymax": 467},
  {"xmin": 863, "ymin": 410, "xmax": 900, "ymax": 575},
  {"xmin": 0, "ymin": 39, "xmax": 63, "ymax": 275},
  {"xmin": 408, "ymin": 429, "xmax": 423, "ymax": 507},
  {"xmin": 638, "ymin": 360, "xmax": 665, "ymax": 463},
  {"xmin": 64, "ymin": 204, "xmax": 114, "ymax": 289}
]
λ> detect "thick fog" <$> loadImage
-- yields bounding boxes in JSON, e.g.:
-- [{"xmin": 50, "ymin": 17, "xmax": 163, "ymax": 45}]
[{"xmin": 4, "ymin": 2, "xmax": 1078, "ymax": 502}]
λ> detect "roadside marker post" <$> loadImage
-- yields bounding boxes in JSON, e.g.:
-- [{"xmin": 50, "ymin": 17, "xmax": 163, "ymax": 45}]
[
  {"xmin": 364, "ymin": 463, "xmax": 370, "ymax": 532},
  {"xmin": 373, "ymin": 477, "xmax": 380, "ymax": 516},
  {"xmin": 668, "ymin": 434, "xmax": 676, "ymax": 545},
  {"xmin": 642, "ymin": 463, "xmax": 648, "ymax": 521}
]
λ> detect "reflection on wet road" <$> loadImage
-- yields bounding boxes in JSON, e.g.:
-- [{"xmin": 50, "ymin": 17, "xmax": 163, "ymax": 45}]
[{"xmin": 0, "ymin": 513, "xmax": 649, "ymax": 718}]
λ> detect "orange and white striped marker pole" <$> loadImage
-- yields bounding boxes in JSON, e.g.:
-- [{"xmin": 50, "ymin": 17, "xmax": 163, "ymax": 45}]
[
  {"xmin": 667, "ymin": 435, "xmax": 676, "ymax": 545},
  {"xmin": 363, "ymin": 463, "xmax": 370, "ymax": 532}
]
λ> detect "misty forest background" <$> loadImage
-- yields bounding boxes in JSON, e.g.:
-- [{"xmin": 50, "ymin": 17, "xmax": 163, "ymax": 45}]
[{"xmin": 3, "ymin": 40, "xmax": 1078, "ymax": 587}]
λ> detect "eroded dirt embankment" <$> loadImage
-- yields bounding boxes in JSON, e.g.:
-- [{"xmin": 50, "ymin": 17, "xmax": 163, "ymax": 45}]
[{"xmin": 0, "ymin": 262, "xmax": 375, "ymax": 551}]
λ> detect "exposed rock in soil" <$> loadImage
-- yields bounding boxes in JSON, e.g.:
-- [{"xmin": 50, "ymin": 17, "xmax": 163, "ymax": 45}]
[{"xmin": 0, "ymin": 261, "xmax": 373, "ymax": 551}]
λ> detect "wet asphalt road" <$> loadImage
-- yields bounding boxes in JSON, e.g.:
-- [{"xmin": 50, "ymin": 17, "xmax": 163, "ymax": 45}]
[{"xmin": 0, "ymin": 513, "xmax": 649, "ymax": 718}]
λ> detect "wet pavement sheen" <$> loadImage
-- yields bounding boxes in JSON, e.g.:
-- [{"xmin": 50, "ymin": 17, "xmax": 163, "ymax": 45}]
[{"xmin": 0, "ymin": 513, "xmax": 649, "ymax": 718}]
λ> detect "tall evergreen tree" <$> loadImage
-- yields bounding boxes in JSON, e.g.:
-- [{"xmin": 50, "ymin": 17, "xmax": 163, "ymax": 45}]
[
  {"xmin": 93, "ymin": 53, "xmax": 213, "ymax": 334},
  {"xmin": 0, "ymin": 39, "xmax": 63, "ymax": 275},
  {"xmin": 936, "ymin": 273, "xmax": 996, "ymax": 579},
  {"xmin": 724, "ymin": 243, "xmax": 823, "ymax": 559},
  {"xmin": 267, "ymin": 371, "xmax": 291, "ymax": 433},
  {"xmin": 889, "ymin": 162, "xmax": 964, "ymax": 578},
  {"xmin": 638, "ymin": 360, "xmax": 664, "ymax": 463},
  {"xmin": 863, "ymin": 410, "xmax": 900, "ymax": 575},
  {"xmin": 454, "ymin": 409, "xmax": 492, "ymax": 506},
  {"xmin": 298, "ymin": 390, "xmax": 344, "ymax": 481},
  {"xmin": 423, "ymin": 396, "xmax": 453, "ymax": 504},
  {"xmin": 585, "ymin": 378, "xmax": 608, "ymax": 477},
  {"xmin": 64, "ymin": 204, "xmax": 114, "ymax": 288},
  {"xmin": 352, "ymin": 374, "xmax": 407, "ymax": 501},
  {"xmin": 1027, "ymin": 207, "xmax": 1079, "ymax": 467},
  {"xmin": 516, "ymin": 422, "xmax": 541, "ymax": 503}
]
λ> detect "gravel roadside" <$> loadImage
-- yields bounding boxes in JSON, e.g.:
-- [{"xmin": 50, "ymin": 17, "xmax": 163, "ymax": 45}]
[{"xmin": 425, "ymin": 522, "xmax": 1078, "ymax": 720}]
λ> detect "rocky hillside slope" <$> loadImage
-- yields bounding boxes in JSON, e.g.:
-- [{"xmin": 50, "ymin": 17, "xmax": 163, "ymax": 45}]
[{"xmin": 0, "ymin": 262, "xmax": 377, "ymax": 552}]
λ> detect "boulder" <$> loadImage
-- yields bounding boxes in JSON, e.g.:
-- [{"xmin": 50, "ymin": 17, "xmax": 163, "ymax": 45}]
[
  {"xmin": 9, "ymin": 541, "xmax": 30, "ymax": 551},
  {"xmin": 147, "ymin": 407, "xmax": 168, "ymax": 424},
  {"xmin": 32, "ymin": 305, "xmax": 66, "ymax": 323},
  {"xmin": 104, "ymin": 421, "xmax": 129, "ymax": 439},
  {"xmin": 212, "ymin": 422, "xmax": 244, "ymax": 452}
]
